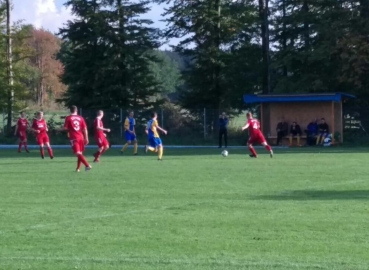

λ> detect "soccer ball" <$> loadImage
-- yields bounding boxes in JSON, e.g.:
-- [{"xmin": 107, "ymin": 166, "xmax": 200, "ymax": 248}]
[{"xmin": 221, "ymin": 150, "xmax": 228, "ymax": 157}]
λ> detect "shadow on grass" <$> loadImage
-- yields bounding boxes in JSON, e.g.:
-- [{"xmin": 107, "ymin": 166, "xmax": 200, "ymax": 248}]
[{"xmin": 253, "ymin": 190, "xmax": 369, "ymax": 201}]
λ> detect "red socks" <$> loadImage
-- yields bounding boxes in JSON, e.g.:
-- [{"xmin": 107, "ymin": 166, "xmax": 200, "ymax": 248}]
[
  {"xmin": 78, "ymin": 154, "xmax": 89, "ymax": 167},
  {"xmin": 18, "ymin": 143, "xmax": 22, "ymax": 152},
  {"xmin": 265, "ymin": 145, "xmax": 272, "ymax": 152},
  {"xmin": 24, "ymin": 142, "xmax": 28, "ymax": 152},
  {"xmin": 40, "ymin": 147, "xmax": 45, "ymax": 158},
  {"xmin": 77, "ymin": 158, "xmax": 82, "ymax": 170},
  {"xmin": 47, "ymin": 147, "xmax": 53, "ymax": 158},
  {"xmin": 94, "ymin": 149, "xmax": 107, "ymax": 161},
  {"xmin": 248, "ymin": 146, "xmax": 257, "ymax": 157}
]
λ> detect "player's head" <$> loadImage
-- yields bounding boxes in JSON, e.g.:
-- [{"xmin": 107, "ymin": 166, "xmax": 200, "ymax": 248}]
[
  {"xmin": 246, "ymin": 112, "xmax": 253, "ymax": 120},
  {"xmin": 151, "ymin": 112, "xmax": 157, "ymax": 120},
  {"xmin": 20, "ymin": 111, "xmax": 25, "ymax": 118},
  {"xmin": 292, "ymin": 121, "xmax": 296, "ymax": 126},
  {"xmin": 37, "ymin": 111, "xmax": 43, "ymax": 119},
  {"xmin": 321, "ymin": 118, "xmax": 325, "ymax": 123},
  {"xmin": 97, "ymin": 110, "xmax": 104, "ymax": 118},
  {"xmin": 221, "ymin": 112, "xmax": 226, "ymax": 118},
  {"xmin": 70, "ymin": 105, "xmax": 78, "ymax": 114},
  {"xmin": 129, "ymin": 111, "xmax": 134, "ymax": 118}
]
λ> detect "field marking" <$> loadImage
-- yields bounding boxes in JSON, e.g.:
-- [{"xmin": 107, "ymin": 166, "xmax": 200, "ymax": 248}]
[
  {"xmin": 0, "ymin": 255, "xmax": 366, "ymax": 269},
  {"xmin": 0, "ymin": 209, "xmax": 155, "ymax": 235},
  {"xmin": 0, "ymin": 203, "xmax": 203, "ymax": 235}
]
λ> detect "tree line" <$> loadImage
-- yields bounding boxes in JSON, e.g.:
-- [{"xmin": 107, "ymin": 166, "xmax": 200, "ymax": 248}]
[{"xmin": 1, "ymin": 0, "xmax": 369, "ymax": 132}]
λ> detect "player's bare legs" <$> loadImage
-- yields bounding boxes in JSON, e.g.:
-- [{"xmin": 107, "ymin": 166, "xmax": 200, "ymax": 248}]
[
  {"xmin": 158, "ymin": 145, "xmax": 164, "ymax": 161},
  {"xmin": 133, "ymin": 139, "xmax": 138, "ymax": 155},
  {"xmin": 247, "ymin": 143, "xmax": 258, "ymax": 158},
  {"xmin": 45, "ymin": 142, "xmax": 54, "ymax": 159},
  {"xmin": 261, "ymin": 142, "xmax": 273, "ymax": 158},
  {"xmin": 121, "ymin": 140, "xmax": 131, "ymax": 154},
  {"xmin": 146, "ymin": 145, "xmax": 157, "ymax": 153},
  {"xmin": 93, "ymin": 145, "xmax": 109, "ymax": 162}
]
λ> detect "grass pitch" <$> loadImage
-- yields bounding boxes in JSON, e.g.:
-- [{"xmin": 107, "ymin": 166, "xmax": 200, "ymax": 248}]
[{"xmin": 1, "ymin": 147, "xmax": 369, "ymax": 270}]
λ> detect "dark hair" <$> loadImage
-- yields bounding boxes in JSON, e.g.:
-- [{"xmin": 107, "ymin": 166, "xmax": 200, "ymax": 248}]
[
  {"xmin": 151, "ymin": 112, "xmax": 157, "ymax": 118},
  {"xmin": 70, "ymin": 105, "xmax": 78, "ymax": 113},
  {"xmin": 321, "ymin": 118, "xmax": 325, "ymax": 121}
]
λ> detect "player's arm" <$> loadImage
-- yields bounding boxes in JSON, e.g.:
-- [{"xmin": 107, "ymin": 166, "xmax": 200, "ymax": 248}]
[
  {"xmin": 241, "ymin": 122, "xmax": 249, "ymax": 131},
  {"xmin": 96, "ymin": 121, "xmax": 110, "ymax": 132},
  {"xmin": 82, "ymin": 119, "xmax": 89, "ymax": 145},
  {"xmin": 124, "ymin": 119, "xmax": 132, "ymax": 133},
  {"xmin": 83, "ymin": 127, "xmax": 89, "ymax": 145},
  {"xmin": 45, "ymin": 122, "xmax": 49, "ymax": 132},
  {"xmin": 156, "ymin": 125, "xmax": 167, "ymax": 135}
]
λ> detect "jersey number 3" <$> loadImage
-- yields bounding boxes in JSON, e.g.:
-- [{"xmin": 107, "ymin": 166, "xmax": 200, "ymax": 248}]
[{"xmin": 73, "ymin": 120, "xmax": 80, "ymax": 131}]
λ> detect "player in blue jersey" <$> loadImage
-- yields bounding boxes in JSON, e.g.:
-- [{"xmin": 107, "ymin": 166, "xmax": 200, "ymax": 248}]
[
  {"xmin": 121, "ymin": 111, "xmax": 138, "ymax": 155},
  {"xmin": 145, "ymin": 112, "xmax": 167, "ymax": 161}
]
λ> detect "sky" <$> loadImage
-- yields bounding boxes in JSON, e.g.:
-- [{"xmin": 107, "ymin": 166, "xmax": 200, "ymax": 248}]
[{"xmin": 12, "ymin": 0, "xmax": 171, "ymax": 45}]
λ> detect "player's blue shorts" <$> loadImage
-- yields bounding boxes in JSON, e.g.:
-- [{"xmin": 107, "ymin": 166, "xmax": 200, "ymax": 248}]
[
  {"xmin": 125, "ymin": 131, "xmax": 136, "ymax": 142},
  {"xmin": 149, "ymin": 137, "xmax": 162, "ymax": 148}
]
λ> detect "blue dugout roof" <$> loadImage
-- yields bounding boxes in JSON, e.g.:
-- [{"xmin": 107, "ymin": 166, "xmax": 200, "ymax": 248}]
[{"xmin": 243, "ymin": 93, "xmax": 356, "ymax": 104}]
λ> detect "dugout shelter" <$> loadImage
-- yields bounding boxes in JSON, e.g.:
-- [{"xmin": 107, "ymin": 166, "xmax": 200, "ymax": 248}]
[{"xmin": 243, "ymin": 93, "xmax": 356, "ymax": 144}]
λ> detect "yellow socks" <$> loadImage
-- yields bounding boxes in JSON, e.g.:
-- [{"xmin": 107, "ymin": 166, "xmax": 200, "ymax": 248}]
[
  {"xmin": 133, "ymin": 143, "xmax": 138, "ymax": 154},
  {"xmin": 121, "ymin": 143, "xmax": 129, "ymax": 152},
  {"xmin": 158, "ymin": 147, "xmax": 163, "ymax": 159},
  {"xmin": 289, "ymin": 136, "xmax": 293, "ymax": 146},
  {"xmin": 316, "ymin": 136, "xmax": 320, "ymax": 145},
  {"xmin": 297, "ymin": 136, "xmax": 300, "ymax": 146},
  {"xmin": 148, "ymin": 146, "xmax": 156, "ymax": 152}
]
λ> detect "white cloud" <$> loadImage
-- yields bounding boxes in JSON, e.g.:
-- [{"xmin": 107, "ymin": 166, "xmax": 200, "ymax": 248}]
[{"xmin": 12, "ymin": 0, "xmax": 74, "ymax": 33}]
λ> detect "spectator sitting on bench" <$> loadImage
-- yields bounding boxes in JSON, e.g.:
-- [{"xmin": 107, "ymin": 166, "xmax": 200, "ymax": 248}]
[
  {"xmin": 305, "ymin": 118, "xmax": 318, "ymax": 146},
  {"xmin": 276, "ymin": 117, "xmax": 288, "ymax": 145},
  {"xmin": 316, "ymin": 118, "xmax": 329, "ymax": 145},
  {"xmin": 289, "ymin": 121, "xmax": 302, "ymax": 146}
]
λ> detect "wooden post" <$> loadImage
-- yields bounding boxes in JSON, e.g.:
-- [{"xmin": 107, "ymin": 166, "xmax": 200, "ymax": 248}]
[{"xmin": 331, "ymin": 101, "xmax": 335, "ymax": 144}]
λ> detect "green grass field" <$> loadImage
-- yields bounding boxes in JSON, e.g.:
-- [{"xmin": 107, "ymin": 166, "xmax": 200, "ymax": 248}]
[{"xmin": 1, "ymin": 147, "xmax": 369, "ymax": 270}]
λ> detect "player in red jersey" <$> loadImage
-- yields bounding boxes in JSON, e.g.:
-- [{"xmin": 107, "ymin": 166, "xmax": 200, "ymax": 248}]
[
  {"xmin": 31, "ymin": 111, "xmax": 54, "ymax": 159},
  {"xmin": 242, "ymin": 112, "xmax": 273, "ymax": 158},
  {"xmin": 14, "ymin": 111, "xmax": 30, "ymax": 153},
  {"xmin": 63, "ymin": 105, "xmax": 91, "ymax": 172},
  {"xmin": 93, "ymin": 110, "xmax": 111, "ymax": 162}
]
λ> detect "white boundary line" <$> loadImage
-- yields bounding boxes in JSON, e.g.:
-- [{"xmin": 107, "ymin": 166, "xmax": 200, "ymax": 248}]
[
  {"xmin": 0, "ymin": 255, "xmax": 365, "ymax": 269},
  {"xmin": 0, "ymin": 145, "xmax": 288, "ymax": 149}
]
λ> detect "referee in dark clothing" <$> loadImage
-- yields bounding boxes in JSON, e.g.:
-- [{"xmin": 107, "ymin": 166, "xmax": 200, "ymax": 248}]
[{"xmin": 218, "ymin": 112, "xmax": 229, "ymax": 148}]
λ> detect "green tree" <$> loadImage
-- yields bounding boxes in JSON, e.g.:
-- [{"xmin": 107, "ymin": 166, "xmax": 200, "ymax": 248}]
[
  {"xmin": 156, "ymin": 0, "xmax": 260, "ymax": 113},
  {"xmin": 149, "ymin": 50, "xmax": 182, "ymax": 96},
  {"xmin": 59, "ymin": 0, "xmax": 163, "ymax": 113}
]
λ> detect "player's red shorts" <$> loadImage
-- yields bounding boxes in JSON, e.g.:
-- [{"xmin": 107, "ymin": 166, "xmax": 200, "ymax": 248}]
[
  {"xmin": 18, "ymin": 131, "xmax": 27, "ymax": 141},
  {"xmin": 71, "ymin": 139, "xmax": 85, "ymax": 154},
  {"xmin": 95, "ymin": 135, "xmax": 109, "ymax": 148},
  {"xmin": 248, "ymin": 132, "xmax": 266, "ymax": 145},
  {"xmin": 36, "ymin": 133, "xmax": 49, "ymax": 145}
]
